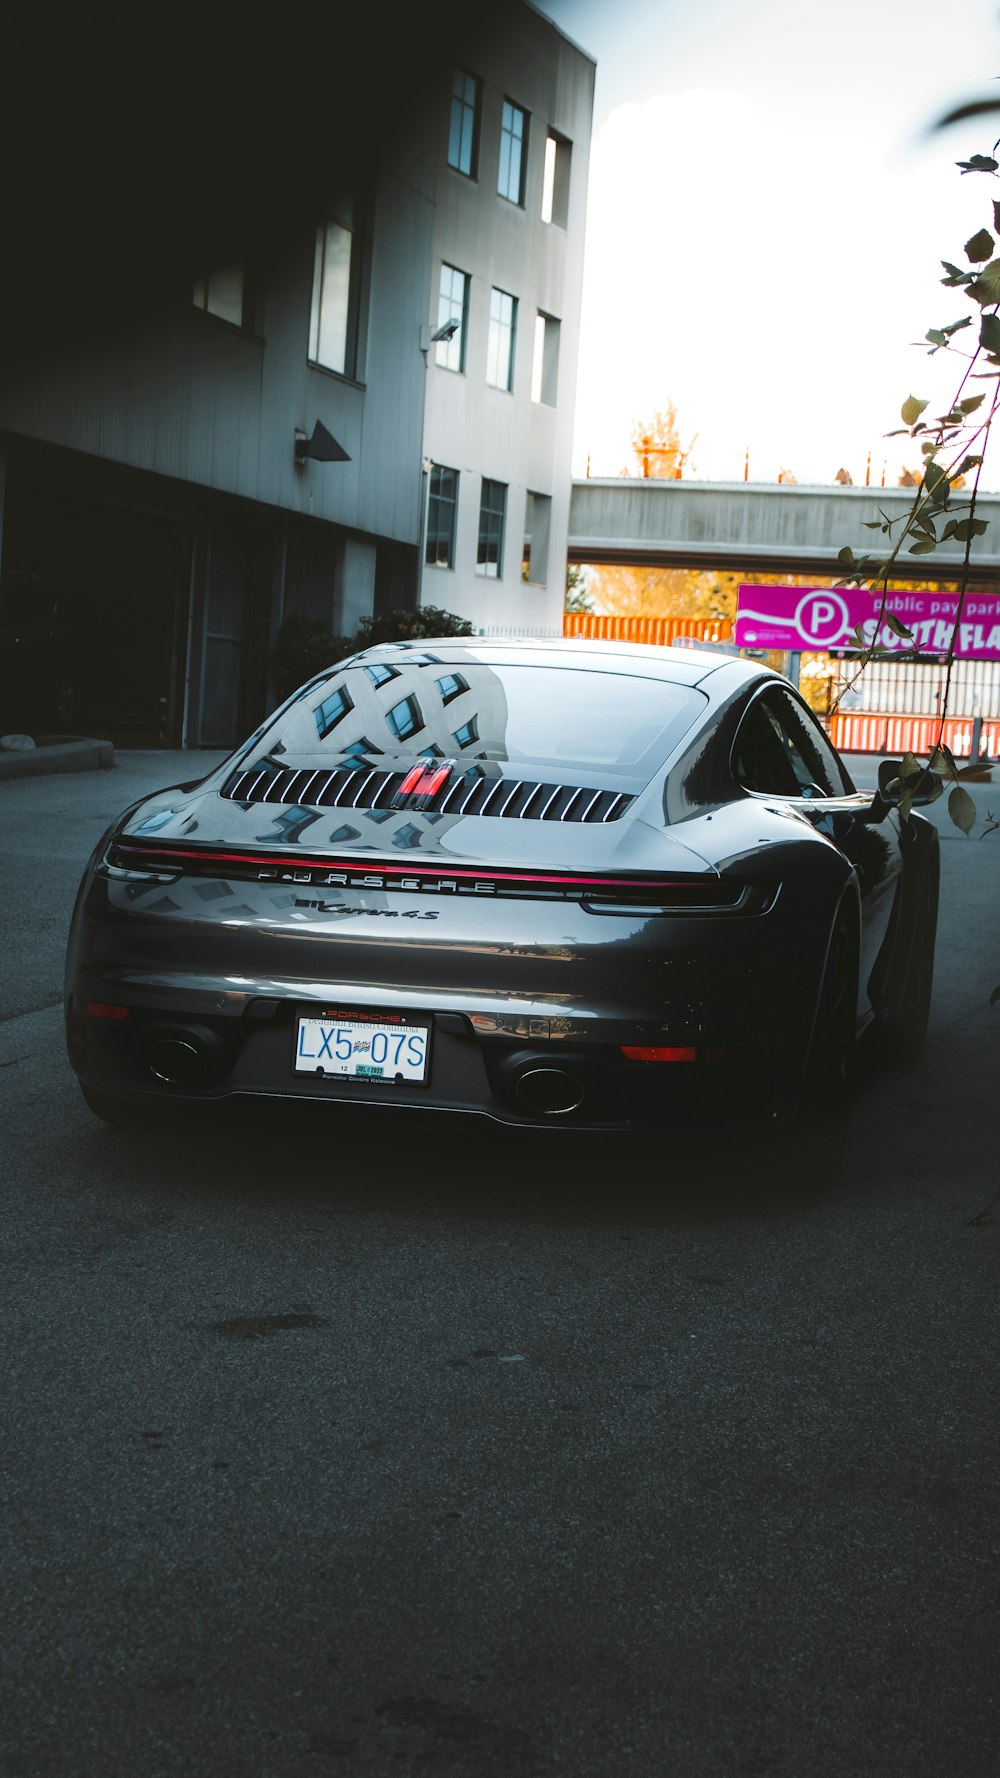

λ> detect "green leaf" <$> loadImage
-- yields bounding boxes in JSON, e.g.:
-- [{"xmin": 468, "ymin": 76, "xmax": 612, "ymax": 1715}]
[
  {"xmin": 884, "ymin": 611, "xmax": 913, "ymax": 639},
  {"xmin": 948, "ymin": 784, "xmax": 977, "ymax": 834},
  {"xmin": 837, "ymin": 546, "xmax": 855, "ymax": 565},
  {"xmin": 941, "ymin": 260, "xmax": 973, "ymax": 285},
  {"xmin": 944, "ymin": 316, "xmax": 973, "ymax": 335},
  {"xmin": 950, "ymin": 517, "xmax": 990, "ymax": 540},
  {"xmin": 901, "ymin": 395, "xmax": 928, "ymax": 425},
  {"xmin": 958, "ymin": 155, "xmax": 999, "ymax": 173},
  {"xmin": 967, "ymin": 259, "xmax": 1000, "ymax": 304},
  {"xmin": 927, "ymin": 747, "xmax": 951, "ymax": 777},
  {"xmin": 850, "ymin": 624, "xmax": 867, "ymax": 648},
  {"xmin": 980, "ymin": 312, "xmax": 1000, "ymax": 353},
  {"xmin": 965, "ymin": 227, "xmax": 995, "ymax": 262},
  {"xmin": 900, "ymin": 751, "xmax": 922, "ymax": 782},
  {"xmin": 924, "ymin": 462, "xmax": 951, "ymax": 501},
  {"xmin": 907, "ymin": 539, "xmax": 938, "ymax": 554},
  {"xmin": 993, "ymin": 200, "xmax": 1000, "ymax": 233},
  {"xmin": 960, "ymin": 393, "xmax": 986, "ymax": 413}
]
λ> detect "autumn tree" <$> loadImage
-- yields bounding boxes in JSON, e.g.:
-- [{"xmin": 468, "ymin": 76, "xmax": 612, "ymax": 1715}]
[{"xmin": 628, "ymin": 403, "xmax": 697, "ymax": 480}]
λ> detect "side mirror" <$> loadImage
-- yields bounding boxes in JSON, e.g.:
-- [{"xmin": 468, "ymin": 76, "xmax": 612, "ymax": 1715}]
[{"xmin": 877, "ymin": 757, "xmax": 942, "ymax": 809}]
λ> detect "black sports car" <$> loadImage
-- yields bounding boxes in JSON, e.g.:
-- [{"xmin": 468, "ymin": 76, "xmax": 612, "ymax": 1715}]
[{"xmin": 65, "ymin": 637, "xmax": 938, "ymax": 1143}]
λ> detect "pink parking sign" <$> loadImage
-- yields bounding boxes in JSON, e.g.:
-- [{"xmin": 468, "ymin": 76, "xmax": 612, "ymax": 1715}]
[{"xmin": 734, "ymin": 584, "xmax": 1000, "ymax": 660}]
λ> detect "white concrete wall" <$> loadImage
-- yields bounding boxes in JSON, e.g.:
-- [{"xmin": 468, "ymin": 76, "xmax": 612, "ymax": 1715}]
[{"xmin": 420, "ymin": 8, "xmax": 595, "ymax": 636}]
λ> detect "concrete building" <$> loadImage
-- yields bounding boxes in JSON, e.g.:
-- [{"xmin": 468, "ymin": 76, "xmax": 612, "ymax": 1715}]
[
  {"xmin": 419, "ymin": 10, "xmax": 594, "ymax": 638},
  {"xmin": 0, "ymin": 6, "xmax": 593, "ymax": 748}
]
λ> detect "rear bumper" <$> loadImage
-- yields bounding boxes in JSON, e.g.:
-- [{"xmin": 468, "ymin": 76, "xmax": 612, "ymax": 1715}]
[{"xmin": 67, "ymin": 990, "xmax": 800, "ymax": 1135}]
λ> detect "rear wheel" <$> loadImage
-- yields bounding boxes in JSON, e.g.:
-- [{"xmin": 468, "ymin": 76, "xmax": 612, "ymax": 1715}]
[
  {"xmin": 880, "ymin": 858, "xmax": 939, "ymax": 1063},
  {"xmin": 771, "ymin": 908, "xmax": 858, "ymax": 1192}
]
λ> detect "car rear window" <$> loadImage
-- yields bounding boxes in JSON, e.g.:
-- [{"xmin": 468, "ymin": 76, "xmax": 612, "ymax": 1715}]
[{"xmin": 258, "ymin": 660, "xmax": 707, "ymax": 784}]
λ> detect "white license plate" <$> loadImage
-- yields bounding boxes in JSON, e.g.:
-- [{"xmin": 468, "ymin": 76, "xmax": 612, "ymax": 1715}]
[{"xmin": 294, "ymin": 1012, "xmax": 430, "ymax": 1084}]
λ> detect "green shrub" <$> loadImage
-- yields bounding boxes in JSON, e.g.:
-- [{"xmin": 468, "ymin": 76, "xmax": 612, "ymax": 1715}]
[
  {"xmin": 270, "ymin": 612, "xmax": 348, "ymax": 703},
  {"xmin": 352, "ymin": 606, "xmax": 476, "ymax": 649},
  {"xmin": 271, "ymin": 605, "xmax": 475, "ymax": 701}
]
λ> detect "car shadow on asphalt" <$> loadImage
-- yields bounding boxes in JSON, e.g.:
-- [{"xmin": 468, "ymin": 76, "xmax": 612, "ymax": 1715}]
[{"xmin": 73, "ymin": 1091, "xmax": 872, "ymax": 1231}]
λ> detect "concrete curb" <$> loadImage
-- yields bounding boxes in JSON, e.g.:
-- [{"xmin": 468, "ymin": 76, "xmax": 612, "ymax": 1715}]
[{"xmin": 0, "ymin": 736, "xmax": 115, "ymax": 781}]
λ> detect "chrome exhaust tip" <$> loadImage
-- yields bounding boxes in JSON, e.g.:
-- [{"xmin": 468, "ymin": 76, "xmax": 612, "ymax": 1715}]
[
  {"xmin": 146, "ymin": 1036, "xmax": 203, "ymax": 1085},
  {"xmin": 514, "ymin": 1066, "xmax": 585, "ymax": 1117}
]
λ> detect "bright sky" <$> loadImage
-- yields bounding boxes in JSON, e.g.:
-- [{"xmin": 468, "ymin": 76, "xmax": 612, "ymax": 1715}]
[{"xmin": 535, "ymin": 0, "xmax": 1000, "ymax": 487}]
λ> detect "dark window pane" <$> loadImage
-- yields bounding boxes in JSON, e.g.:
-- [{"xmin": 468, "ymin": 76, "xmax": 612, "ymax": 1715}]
[
  {"xmin": 426, "ymin": 465, "xmax": 458, "ymax": 569},
  {"xmin": 452, "ymin": 716, "xmax": 480, "ymax": 749},
  {"xmin": 314, "ymin": 685, "xmax": 354, "ymax": 739},
  {"xmin": 386, "ymin": 695, "xmax": 423, "ymax": 740},
  {"xmin": 476, "ymin": 479, "xmax": 506, "ymax": 578},
  {"xmin": 498, "ymin": 100, "xmax": 527, "ymax": 203},
  {"xmin": 448, "ymin": 69, "xmax": 480, "ymax": 177}
]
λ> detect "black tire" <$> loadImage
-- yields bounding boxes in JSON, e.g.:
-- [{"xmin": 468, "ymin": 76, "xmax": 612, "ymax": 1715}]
[
  {"xmin": 883, "ymin": 860, "xmax": 939, "ymax": 1063},
  {"xmin": 768, "ymin": 908, "xmax": 858, "ymax": 1193}
]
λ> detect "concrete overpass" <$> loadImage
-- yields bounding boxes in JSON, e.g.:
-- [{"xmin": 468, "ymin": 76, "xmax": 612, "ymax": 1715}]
[{"xmin": 567, "ymin": 479, "xmax": 1000, "ymax": 584}]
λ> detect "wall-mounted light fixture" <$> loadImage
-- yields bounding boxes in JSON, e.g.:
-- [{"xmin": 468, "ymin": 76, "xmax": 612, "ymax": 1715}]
[
  {"xmin": 294, "ymin": 421, "xmax": 351, "ymax": 466},
  {"xmin": 419, "ymin": 317, "xmax": 461, "ymax": 355}
]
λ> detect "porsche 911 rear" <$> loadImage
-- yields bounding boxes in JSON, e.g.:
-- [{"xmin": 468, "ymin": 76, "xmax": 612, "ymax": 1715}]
[{"xmin": 64, "ymin": 642, "xmax": 824, "ymax": 1134}]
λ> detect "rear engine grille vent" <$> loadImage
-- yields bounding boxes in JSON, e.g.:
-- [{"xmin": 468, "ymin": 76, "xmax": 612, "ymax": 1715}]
[{"xmin": 221, "ymin": 762, "xmax": 634, "ymax": 824}]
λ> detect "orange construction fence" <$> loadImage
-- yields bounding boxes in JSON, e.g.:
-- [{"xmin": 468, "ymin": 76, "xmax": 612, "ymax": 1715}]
[
  {"xmin": 563, "ymin": 613, "xmax": 733, "ymax": 646},
  {"xmin": 828, "ymin": 712, "xmax": 1000, "ymax": 759}
]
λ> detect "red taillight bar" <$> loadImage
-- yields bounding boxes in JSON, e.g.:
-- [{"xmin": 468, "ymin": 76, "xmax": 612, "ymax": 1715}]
[
  {"xmin": 109, "ymin": 840, "xmax": 699, "ymax": 896},
  {"xmin": 621, "ymin": 1045, "xmax": 697, "ymax": 1063},
  {"xmin": 85, "ymin": 1001, "xmax": 131, "ymax": 1021}
]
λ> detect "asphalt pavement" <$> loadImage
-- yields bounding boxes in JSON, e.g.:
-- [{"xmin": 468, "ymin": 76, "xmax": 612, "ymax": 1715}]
[{"xmin": 0, "ymin": 751, "xmax": 997, "ymax": 1778}]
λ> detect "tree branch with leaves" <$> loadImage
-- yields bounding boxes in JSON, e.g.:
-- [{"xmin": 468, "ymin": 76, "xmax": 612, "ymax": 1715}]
[{"xmin": 834, "ymin": 145, "xmax": 1000, "ymax": 836}]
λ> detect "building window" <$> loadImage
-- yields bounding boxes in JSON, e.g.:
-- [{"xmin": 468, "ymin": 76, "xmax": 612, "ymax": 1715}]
[
  {"xmin": 330, "ymin": 823, "xmax": 360, "ymax": 844},
  {"xmin": 448, "ymin": 68, "xmax": 481, "ymax": 177},
  {"xmin": 486, "ymin": 288, "xmax": 517, "ymax": 391},
  {"xmin": 386, "ymin": 695, "xmax": 423, "ymax": 741},
  {"xmin": 365, "ymin": 663, "xmax": 399, "ymax": 689},
  {"xmin": 498, "ymin": 100, "xmax": 528, "ymax": 204},
  {"xmin": 521, "ymin": 492, "xmax": 552, "ymax": 586},
  {"xmin": 541, "ymin": 132, "xmax": 572, "ymax": 227},
  {"xmin": 393, "ymin": 822, "xmax": 424, "ymax": 850},
  {"xmin": 314, "ymin": 685, "xmax": 354, "ymax": 740},
  {"xmin": 435, "ymin": 264, "xmax": 470, "ymax": 372},
  {"xmin": 419, "ymin": 743, "xmax": 445, "ymax": 757},
  {"xmin": 452, "ymin": 717, "xmax": 480, "ymax": 750},
  {"xmin": 309, "ymin": 198, "xmax": 368, "ymax": 379},
  {"xmin": 193, "ymin": 266, "xmax": 248, "ymax": 329},
  {"xmin": 477, "ymin": 480, "xmax": 507, "ymax": 579},
  {"xmin": 426, "ymin": 466, "xmax": 458, "ymax": 569},
  {"xmin": 435, "ymin": 672, "xmax": 469, "ymax": 706},
  {"xmin": 531, "ymin": 313, "xmax": 560, "ymax": 406},
  {"xmin": 343, "ymin": 737, "xmax": 382, "ymax": 761}
]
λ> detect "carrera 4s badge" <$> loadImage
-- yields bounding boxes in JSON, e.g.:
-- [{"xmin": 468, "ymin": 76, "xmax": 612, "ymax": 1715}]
[{"xmin": 294, "ymin": 899, "xmax": 439, "ymax": 919}]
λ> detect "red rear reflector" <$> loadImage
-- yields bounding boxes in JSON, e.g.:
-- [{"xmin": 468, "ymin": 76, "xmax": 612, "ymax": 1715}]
[
  {"xmin": 85, "ymin": 1001, "xmax": 131, "ymax": 1021},
  {"xmin": 621, "ymin": 1045, "xmax": 697, "ymax": 1063}
]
